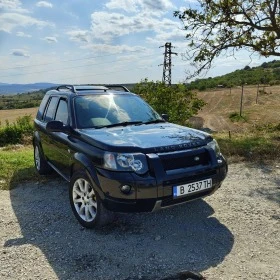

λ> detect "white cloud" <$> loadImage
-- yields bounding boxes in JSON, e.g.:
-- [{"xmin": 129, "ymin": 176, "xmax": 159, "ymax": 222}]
[
  {"xmin": 90, "ymin": 11, "xmax": 178, "ymax": 42},
  {"xmin": 36, "ymin": 1, "xmax": 53, "ymax": 8},
  {"xmin": 142, "ymin": 0, "xmax": 174, "ymax": 11},
  {"xmin": 146, "ymin": 27, "xmax": 186, "ymax": 45},
  {"xmin": 16, "ymin": 31, "xmax": 32, "ymax": 37},
  {"xmin": 81, "ymin": 43, "xmax": 147, "ymax": 54},
  {"xmin": 11, "ymin": 49, "xmax": 30, "ymax": 57},
  {"xmin": 106, "ymin": 0, "xmax": 174, "ymax": 12},
  {"xmin": 67, "ymin": 30, "xmax": 90, "ymax": 43},
  {"xmin": 43, "ymin": 36, "xmax": 58, "ymax": 43},
  {"xmin": 105, "ymin": 0, "xmax": 139, "ymax": 12},
  {"xmin": 0, "ymin": 0, "xmax": 29, "ymax": 13},
  {"xmin": 184, "ymin": 0, "xmax": 198, "ymax": 3},
  {"xmin": 0, "ymin": 12, "xmax": 54, "ymax": 32},
  {"xmin": 0, "ymin": 0, "xmax": 20, "ymax": 9}
]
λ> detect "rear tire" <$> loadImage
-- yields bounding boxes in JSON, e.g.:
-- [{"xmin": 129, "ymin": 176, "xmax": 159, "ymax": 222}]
[
  {"xmin": 34, "ymin": 143, "xmax": 52, "ymax": 175},
  {"xmin": 69, "ymin": 171, "xmax": 113, "ymax": 228}
]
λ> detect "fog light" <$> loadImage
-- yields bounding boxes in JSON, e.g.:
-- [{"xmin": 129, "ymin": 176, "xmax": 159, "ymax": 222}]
[{"xmin": 120, "ymin": 185, "xmax": 132, "ymax": 194}]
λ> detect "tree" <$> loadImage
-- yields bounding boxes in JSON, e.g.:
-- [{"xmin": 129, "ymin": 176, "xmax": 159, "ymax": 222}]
[
  {"xmin": 133, "ymin": 79, "xmax": 205, "ymax": 126},
  {"xmin": 174, "ymin": 0, "xmax": 280, "ymax": 78}
]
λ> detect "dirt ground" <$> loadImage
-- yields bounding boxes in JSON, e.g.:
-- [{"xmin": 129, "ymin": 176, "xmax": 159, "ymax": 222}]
[
  {"xmin": 0, "ymin": 162, "xmax": 279, "ymax": 280},
  {"xmin": 191, "ymin": 86, "xmax": 280, "ymax": 132}
]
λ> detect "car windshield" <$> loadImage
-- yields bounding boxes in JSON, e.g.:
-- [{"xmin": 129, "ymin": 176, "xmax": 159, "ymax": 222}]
[{"xmin": 74, "ymin": 94, "xmax": 163, "ymax": 129}]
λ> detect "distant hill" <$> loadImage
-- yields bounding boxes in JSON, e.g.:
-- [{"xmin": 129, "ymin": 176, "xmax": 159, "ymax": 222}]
[
  {"xmin": 187, "ymin": 59, "xmax": 280, "ymax": 91},
  {"xmin": 0, "ymin": 83, "xmax": 57, "ymax": 95},
  {"xmin": 0, "ymin": 82, "xmax": 138, "ymax": 95}
]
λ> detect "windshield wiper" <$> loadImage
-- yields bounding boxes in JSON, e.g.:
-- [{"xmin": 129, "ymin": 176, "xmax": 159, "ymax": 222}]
[
  {"xmin": 142, "ymin": 119, "xmax": 166, "ymax": 125},
  {"xmin": 95, "ymin": 121, "xmax": 143, "ymax": 129}
]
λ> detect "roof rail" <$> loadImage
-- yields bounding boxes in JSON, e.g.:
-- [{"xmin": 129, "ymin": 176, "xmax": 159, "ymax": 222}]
[
  {"xmin": 55, "ymin": 84, "xmax": 130, "ymax": 94},
  {"xmin": 57, "ymin": 85, "xmax": 76, "ymax": 93},
  {"xmin": 104, "ymin": 84, "xmax": 130, "ymax": 92}
]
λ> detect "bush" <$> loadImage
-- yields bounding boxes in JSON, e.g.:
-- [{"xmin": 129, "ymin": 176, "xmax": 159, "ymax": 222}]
[
  {"xmin": 229, "ymin": 112, "xmax": 248, "ymax": 122},
  {"xmin": 0, "ymin": 115, "xmax": 33, "ymax": 147},
  {"xmin": 132, "ymin": 79, "xmax": 206, "ymax": 125}
]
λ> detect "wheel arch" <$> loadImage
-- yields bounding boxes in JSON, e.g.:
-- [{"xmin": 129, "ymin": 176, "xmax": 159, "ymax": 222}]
[
  {"xmin": 33, "ymin": 131, "xmax": 40, "ymax": 146},
  {"xmin": 33, "ymin": 131, "xmax": 47, "ymax": 161},
  {"xmin": 71, "ymin": 153, "xmax": 104, "ymax": 200}
]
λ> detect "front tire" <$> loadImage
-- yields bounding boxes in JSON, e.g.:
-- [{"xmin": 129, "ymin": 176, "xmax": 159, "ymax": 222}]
[{"xmin": 69, "ymin": 171, "xmax": 113, "ymax": 228}]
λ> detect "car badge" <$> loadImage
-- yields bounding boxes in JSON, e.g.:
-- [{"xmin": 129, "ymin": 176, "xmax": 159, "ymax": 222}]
[{"xmin": 194, "ymin": 156, "xmax": 200, "ymax": 161}]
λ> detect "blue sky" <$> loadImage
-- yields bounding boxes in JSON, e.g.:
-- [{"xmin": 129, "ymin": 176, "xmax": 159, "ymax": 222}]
[{"xmin": 0, "ymin": 0, "xmax": 271, "ymax": 84}]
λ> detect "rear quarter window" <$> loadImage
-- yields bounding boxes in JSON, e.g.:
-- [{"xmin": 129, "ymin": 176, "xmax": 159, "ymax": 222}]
[
  {"xmin": 55, "ymin": 99, "xmax": 68, "ymax": 125},
  {"xmin": 36, "ymin": 95, "xmax": 49, "ymax": 120},
  {"xmin": 43, "ymin": 96, "xmax": 59, "ymax": 122}
]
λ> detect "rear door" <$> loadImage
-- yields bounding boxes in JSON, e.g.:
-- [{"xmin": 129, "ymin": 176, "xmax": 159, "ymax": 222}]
[
  {"xmin": 40, "ymin": 96, "xmax": 59, "ymax": 161},
  {"xmin": 38, "ymin": 96, "xmax": 71, "ymax": 179},
  {"xmin": 47, "ymin": 97, "xmax": 72, "ymax": 180}
]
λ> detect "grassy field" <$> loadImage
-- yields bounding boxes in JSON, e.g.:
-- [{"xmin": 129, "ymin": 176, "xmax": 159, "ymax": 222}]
[
  {"xmin": 0, "ymin": 145, "xmax": 37, "ymax": 190},
  {"xmin": 191, "ymin": 85, "xmax": 280, "ymax": 132},
  {"xmin": 0, "ymin": 107, "xmax": 38, "ymax": 124},
  {"xmin": 0, "ymin": 145, "xmax": 60, "ymax": 190}
]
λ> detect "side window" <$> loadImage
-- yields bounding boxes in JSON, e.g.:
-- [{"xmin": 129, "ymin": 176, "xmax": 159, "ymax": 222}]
[
  {"xmin": 36, "ymin": 95, "xmax": 49, "ymax": 120},
  {"xmin": 55, "ymin": 99, "xmax": 68, "ymax": 125},
  {"xmin": 44, "ymin": 97, "xmax": 59, "ymax": 122}
]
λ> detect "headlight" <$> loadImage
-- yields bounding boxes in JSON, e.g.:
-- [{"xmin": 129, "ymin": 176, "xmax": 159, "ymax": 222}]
[
  {"xmin": 104, "ymin": 152, "xmax": 148, "ymax": 174},
  {"xmin": 207, "ymin": 139, "xmax": 221, "ymax": 156}
]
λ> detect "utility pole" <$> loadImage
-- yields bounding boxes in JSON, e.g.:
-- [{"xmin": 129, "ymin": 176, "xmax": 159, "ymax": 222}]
[
  {"xmin": 159, "ymin": 42, "xmax": 177, "ymax": 86},
  {"xmin": 240, "ymin": 81, "xmax": 245, "ymax": 117}
]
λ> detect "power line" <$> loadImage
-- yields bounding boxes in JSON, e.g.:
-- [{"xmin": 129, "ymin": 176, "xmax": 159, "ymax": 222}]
[
  {"xmin": 58, "ymin": 64, "xmax": 156, "ymax": 83},
  {"xmin": 0, "ymin": 49, "xmax": 147, "ymax": 71},
  {"xmin": 0, "ymin": 53, "xmax": 155, "ymax": 78}
]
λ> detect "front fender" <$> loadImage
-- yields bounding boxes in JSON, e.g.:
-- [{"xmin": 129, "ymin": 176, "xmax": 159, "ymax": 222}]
[{"xmin": 71, "ymin": 153, "xmax": 105, "ymax": 199}]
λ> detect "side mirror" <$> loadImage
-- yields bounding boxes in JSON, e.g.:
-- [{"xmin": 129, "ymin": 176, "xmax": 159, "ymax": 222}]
[
  {"xmin": 161, "ymin": 114, "xmax": 169, "ymax": 121},
  {"xmin": 46, "ymin": 120, "xmax": 69, "ymax": 133}
]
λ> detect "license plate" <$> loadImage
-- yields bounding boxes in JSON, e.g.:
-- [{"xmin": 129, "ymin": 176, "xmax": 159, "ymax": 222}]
[{"xmin": 173, "ymin": 178, "xmax": 212, "ymax": 198}]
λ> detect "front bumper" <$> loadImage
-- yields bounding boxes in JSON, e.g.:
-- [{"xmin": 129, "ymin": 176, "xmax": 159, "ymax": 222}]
[{"xmin": 96, "ymin": 154, "xmax": 228, "ymax": 213}]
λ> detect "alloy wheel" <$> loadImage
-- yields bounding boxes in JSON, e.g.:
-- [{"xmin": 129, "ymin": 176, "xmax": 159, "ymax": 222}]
[{"xmin": 72, "ymin": 178, "xmax": 97, "ymax": 222}]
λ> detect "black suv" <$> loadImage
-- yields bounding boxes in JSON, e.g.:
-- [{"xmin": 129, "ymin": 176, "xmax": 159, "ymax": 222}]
[{"xmin": 33, "ymin": 85, "xmax": 227, "ymax": 228}]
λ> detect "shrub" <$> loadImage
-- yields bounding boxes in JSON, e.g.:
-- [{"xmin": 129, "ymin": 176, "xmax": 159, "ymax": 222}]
[
  {"xmin": 0, "ymin": 115, "xmax": 33, "ymax": 147},
  {"xmin": 132, "ymin": 79, "xmax": 206, "ymax": 125},
  {"xmin": 229, "ymin": 112, "xmax": 248, "ymax": 122}
]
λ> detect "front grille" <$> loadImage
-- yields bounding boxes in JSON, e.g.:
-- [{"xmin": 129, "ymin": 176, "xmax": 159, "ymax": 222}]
[
  {"xmin": 163, "ymin": 170, "xmax": 217, "ymax": 186},
  {"xmin": 158, "ymin": 148, "xmax": 210, "ymax": 171}
]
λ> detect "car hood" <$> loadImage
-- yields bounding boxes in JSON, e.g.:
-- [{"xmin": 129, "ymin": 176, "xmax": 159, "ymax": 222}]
[{"xmin": 76, "ymin": 123, "xmax": 212, "ymax": 153}]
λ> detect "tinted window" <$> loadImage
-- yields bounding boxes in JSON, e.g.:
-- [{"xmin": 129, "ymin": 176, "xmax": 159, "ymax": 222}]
[
  {"xmin": 36, "ymin": 95, "xmax": 49, "ymax": 120},
  {"xmin": 55, "ymin": 99, "xmax": 68, "ymax": 125},
  {"xmin": 44, "ymin": 97, "xmax": 59, "ymax": 122}
]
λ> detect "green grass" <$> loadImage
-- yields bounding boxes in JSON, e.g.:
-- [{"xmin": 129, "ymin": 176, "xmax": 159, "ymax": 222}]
[
  {"xmin": 229, "ymin": 112, "xmax": 248, "ymax": 122},
  {"xmin": 216, "ymin": 130, "xmax": 280, "ymax": 161},
  {"xmin": 0, "ymin": 145, "xmax": 39, "ymax": 190}
]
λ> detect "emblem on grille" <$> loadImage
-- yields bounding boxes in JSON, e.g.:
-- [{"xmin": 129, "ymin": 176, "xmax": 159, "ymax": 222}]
[{"xmin": 194, "ymin": 156, "xmax": 200, "ymax": 161}]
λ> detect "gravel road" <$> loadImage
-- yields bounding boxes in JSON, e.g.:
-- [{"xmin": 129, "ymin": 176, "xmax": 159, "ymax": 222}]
[{"xmin": 0, "ymin": 162, "xmax": 279, "ymax": 280}]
